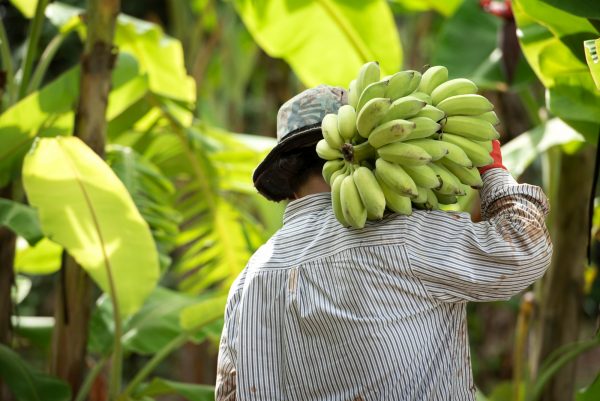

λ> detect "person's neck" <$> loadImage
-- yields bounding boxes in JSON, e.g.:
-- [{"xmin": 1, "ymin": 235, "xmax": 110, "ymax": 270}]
[{"xmin": 294, "ymin": 174, "xmax": 330, "ymax": 199}]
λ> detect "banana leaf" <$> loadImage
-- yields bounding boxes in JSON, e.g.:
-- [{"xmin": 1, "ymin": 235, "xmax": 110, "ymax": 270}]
[{"xmin": 22, "ymin": 136, "xmax": 160, "ymax": 316}]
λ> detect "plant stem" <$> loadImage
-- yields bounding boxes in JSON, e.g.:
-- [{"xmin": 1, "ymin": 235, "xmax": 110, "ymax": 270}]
[
  {"xmin": 0, "ymin": 18, "xmax": 15, "ymax": 108},
  {"xmin": 27, "ymin": 24, "xmax": 78, "ymax": 95},
  {"xmin": 120, "ymin": 332, "xmax": 189, "ymax": 397},
  {"xmin": 18, "ymin": 0, "xmax": 50, "ymax": 100},
  {"xmin": 74, "ymin": 356, "xmax": 109, "ymax": 401}
]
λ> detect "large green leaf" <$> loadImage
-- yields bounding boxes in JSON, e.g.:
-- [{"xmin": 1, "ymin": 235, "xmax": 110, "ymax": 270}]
[
  {"xmin": 179, "ymin": 293, "xmax": 228, "ymax": 332},
  {"xmin": 0, "ymin": 53, "xmax": 148, "ymax": 187},
  {"xmin": 431, "ymin": 0, "xmax": 504, "ymax": 89},
  {"xmin": 0, "ymin": 199, "xmax": 43, "ymax": 245},
  {"xmin": 22, "ymin": 137, "xmax": 159, "ymax": 316},
  {"xmin": 114, "ymin": 14, "xmax": 196, "ymax": 102},
  {"xmin": 136, "ymin": 378, "xmax": 214, "ymax": 401},
  {"xmin": 0, "ymin": 344, "xmax": 70, "ymax": 401},
  {"xmin": 234, "ymin": 0, "xmax": 402, "ymax": 87},
  {"xmin": 513, "ymin": 0, "xmax": 600, "ymax": 128},
  {"xmin": 106, "ymin": 145, "xmax": 181, "ymax": 271},
  {"xmin": 8, "ymin": 0, "xmax": 38, "ymax": 18},
  {"xmin": 390, "ymin": 0, "xmax": 463, "ymax": 16},
  {"xmin": 539, "ymin": 0, "xmax": 600, "ymax": 19}
]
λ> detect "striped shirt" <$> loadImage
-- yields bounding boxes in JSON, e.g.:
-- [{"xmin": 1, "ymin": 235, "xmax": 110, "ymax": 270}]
[{"xmin": 215, "ymin": 169, "xmax": 552, "ymax": 401}]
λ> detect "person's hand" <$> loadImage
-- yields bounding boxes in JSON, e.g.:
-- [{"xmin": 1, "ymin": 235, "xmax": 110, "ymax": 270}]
[{"xmin": 478, "ymin": 140, "xmax": 506, "ymax": 175}]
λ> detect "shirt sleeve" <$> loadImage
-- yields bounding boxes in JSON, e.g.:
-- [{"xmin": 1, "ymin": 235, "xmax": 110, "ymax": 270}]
[
  {"xmin": 406, "ymin": 169, "xmax": 553, "ymax": 302},
  {"xmin": 215, "ymin": 268, "xmax": 248, "ymax": 401}
]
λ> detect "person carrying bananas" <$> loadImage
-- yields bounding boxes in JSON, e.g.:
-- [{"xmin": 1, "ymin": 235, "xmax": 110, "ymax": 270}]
[{"xmin": 215, "ymin": 85, "xmax": 552, "ymax": 401}]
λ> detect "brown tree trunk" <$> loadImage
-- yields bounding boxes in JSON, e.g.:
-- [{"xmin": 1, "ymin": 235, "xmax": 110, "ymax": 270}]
[
  {"xmin": 50, "ymin": 0, "xmax": 120, "ymax": 396},
  {"xmin": 537, "ymin": 145, "xmax": 595, "ymax": 401},
  {"xmin": 0, "ymin": 184, "xmax": 16, "ymax": 401}
]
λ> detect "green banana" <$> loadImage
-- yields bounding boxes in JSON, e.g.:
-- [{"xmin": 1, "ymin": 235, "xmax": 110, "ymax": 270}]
[
  {"xmin": 415, "ymin": 104, "xmax": 446, "ymax": 122},
  {"xmin": 431, "ymin": 78, "xmax": 478, "ymax": 105},
  {"xmin": 442, "ymin": 116, "xmax": 500, "ymax": 141},
  {"xmin": 348, "ymin": 79, "xmax": 359, "ymax": 109},
  {"xmin": 357, "ymin": 79, "xmax": 390, "ymax": 112},
  {"xmin": 441, "ymin": 140, "xmax": 473, "ymax": 167},
  {"xmin": 434, "ymin": 192, "xmax": 458, "ymax": 205},
  {"xmin": 429, "ymin": 162, "xmax": 465, "ymax": 196},
  {"xmin": 337, "ymin": 105, "xmax": 358, "ymax": 141},
  {"xmin": 409, "ymin": 91, "xmax": 432, "ymax": 104},
  {"xmin": 381, "ymin": 96, "xmax": 427, "ymax": 123},
  {"xmin": 356, "ymin": 97, "xmax": 392, "ymax": 138},
  {"xmin": 356, "ymin": 61, "xmax": 380, "ymax": 97},
  {"xmin": 376, "ymin": 175, "xmax": 413, "ymax": 215},
  {"xmin": 353, "ymin": 166, "xmax": 386, "ymax": 220},
  {"xmin": 340, "ymin": 174, "xmax": 367, "ymax": 228},
  {"xmin": 375, "ymin": 158, "xmax": 418, "ymax": 197},
  {"xmin": 414, "ymin": 188, "xmax": 439, "ymax": 210},
  {"xmin": 412, "ymin": 186, "xmax": 428, "ymax": 204},
  {"xmin": 377, "ymin": 141, "xmax": 432, "ymax": 166},
  {"xmin": 316, "ymin": 139, "xmax": 343, "ymax": 160},
  {"xmin": 331, "ymin": 172, "xmax": 350, "ymax": 226},
  {"xmin": 367, "ymin": 119, "xmax": 416, "ymax": 148},
  {"xmin": 322, "ymin": 160, "xmax": 345, "ymax": 184},
  {"xmin": 403, "ymin": 116, "xmax": 441, "ymax": 140},
  {"xmin": 441, "ymin": 133, "xmax": 493, "ymax": 167},
  {"xmin": 436, "ymin": 94, "xmax": 493, "ymax": 116},
  {"xmin": 402, "ymin": 164, "xmax": 442, "ymax": 190},
  {"xmin": 441, "ymin": 158, "xmax": 483, "ymax": 188},
  {"xmin": 321, "ymin": 113, "xmax": 344, "ymax": 148},
  {"xmin": 330, "ymin": 163, "xmax": 349, "ymax": 185},
  {"xmin": 476, "ymin": 111, "xmax": 500, "ymax": 126},
  {"xmin": 404, "ymin": 139, "xmax": 448, "ymax": 161},
  {"xmin": 418, "ymin": 66, "xmax": 448, "ymax": 95},
  {"xmin": 386, "ymin": 70, "xmax": 421, "ymax": 100},
  {"xmin": 477, "ymin": 139, "xmax": 493, "ymax": 152}
]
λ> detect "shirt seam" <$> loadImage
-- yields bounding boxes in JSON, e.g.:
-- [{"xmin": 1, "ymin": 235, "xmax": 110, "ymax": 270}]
[{"xmin": 252, "ymin": 239, "xmax": 405, "ymax": 271}]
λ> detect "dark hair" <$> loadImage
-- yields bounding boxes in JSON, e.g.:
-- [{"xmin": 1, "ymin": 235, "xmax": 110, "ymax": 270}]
[{"xmin": 258, "ymin": 145, "xmax": 325, "ymax": 202}]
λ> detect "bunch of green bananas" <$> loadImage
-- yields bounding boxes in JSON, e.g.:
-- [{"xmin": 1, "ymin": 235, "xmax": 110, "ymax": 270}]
[{"xmin": 318, "ymin": 62, "xmax": 499, "ymax": 228}]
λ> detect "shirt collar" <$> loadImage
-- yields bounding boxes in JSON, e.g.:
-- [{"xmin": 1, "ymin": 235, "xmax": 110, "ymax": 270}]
[{"xmin": 283, "ymin": 192, "xmax": 331, "ymax": 224}]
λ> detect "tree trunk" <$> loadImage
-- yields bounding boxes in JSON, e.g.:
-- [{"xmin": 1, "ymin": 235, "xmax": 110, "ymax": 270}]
[
  {"xmin": 0, "ymin": 183, "xmax": 16, "ymax": 401},
  {"xmin": 537, "ymin": 145, "xmax": 595, "ymax": 401},
  {"xmin": 50, "ymin": 0, "xmax": 120, "ymax": 396}
]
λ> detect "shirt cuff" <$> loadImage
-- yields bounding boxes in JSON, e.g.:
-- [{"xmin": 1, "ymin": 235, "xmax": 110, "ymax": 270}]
[{"xmin": 479, "ymin": 169, "xmax": 550, "ymax": 219}]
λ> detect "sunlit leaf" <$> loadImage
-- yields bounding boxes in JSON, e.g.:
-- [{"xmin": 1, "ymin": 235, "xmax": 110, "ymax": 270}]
[
  {"xmin": 0, "ymin": 199, "xmax": 43, "ymax": 245},
  {"xmin": 513, "ymin": 0, "xmax": 600, "ymax": 129},
  {"xmin": 14, "ymin": 237, "xmax": 62, "ymax": 275},
  {"xmin": 179, "ymin": 293, "xmax": 228, "ymax": 331},
  {"xmin": 502, "ymin": 118, "xmax": 586, "ymax": 178},
  {"xmin": 8, "ymin": 0, "xmax": 38, "ymax": 18},
  {"xmin": 0, "ymin": 344, "xmax": 70, "ymax": 401},
  {"xmin": 22, "ymin": 137, "xmax": 160, "ymax": 316},
  {"xmin": 539, "ymin": 0, "xmax": 600, "ymax": 20},
  {"xmin": 136, "ymin": 378, "xmax": 214, "ymax": 401},
  {"xmin": 11, "ymin": 275, "xmax": 32, "ymax": 304},
  {"xmin": 390, "ymin": 0, "xmax": 463, "ymax": 16},
  {"xmin": 234, "ymin": 0, "xmax": 402, "ymax": 87}
]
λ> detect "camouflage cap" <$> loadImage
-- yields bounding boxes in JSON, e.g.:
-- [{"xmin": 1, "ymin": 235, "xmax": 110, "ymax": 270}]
[
  {"xmin": 253, "ymin": 85, "xmax": 348, "ymax": 201},
  {"xmin": 276, "ymin": 85, "xmax": 348, "ymax": 142}
]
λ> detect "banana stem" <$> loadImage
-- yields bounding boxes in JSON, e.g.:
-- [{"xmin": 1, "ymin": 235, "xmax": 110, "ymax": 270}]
[{"xmin": 350, "ymin": 141, "xmax": 376, "ymax": 163}]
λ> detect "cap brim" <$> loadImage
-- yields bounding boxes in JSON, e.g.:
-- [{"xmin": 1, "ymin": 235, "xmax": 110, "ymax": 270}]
[{"xmin": 253, "ymin": 124, "xmax": 323, "ymax": 201}]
